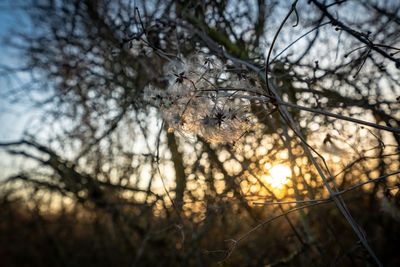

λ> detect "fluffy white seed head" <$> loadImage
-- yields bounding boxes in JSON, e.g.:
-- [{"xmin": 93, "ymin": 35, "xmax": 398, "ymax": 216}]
[{"xmin": 144, "ymin": 54, "xmax": 263, "ymax": 144}]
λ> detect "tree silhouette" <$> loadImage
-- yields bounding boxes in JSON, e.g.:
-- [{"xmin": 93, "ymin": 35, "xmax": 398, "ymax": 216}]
[{"xmin": 1, "ymin": 0, "xmax": 400, "ymax": 266}]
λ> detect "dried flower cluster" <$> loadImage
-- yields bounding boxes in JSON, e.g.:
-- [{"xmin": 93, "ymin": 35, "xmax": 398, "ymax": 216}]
[{"xmin": 144, "ymin": 54, "xmax": 262, "ymax": 144}]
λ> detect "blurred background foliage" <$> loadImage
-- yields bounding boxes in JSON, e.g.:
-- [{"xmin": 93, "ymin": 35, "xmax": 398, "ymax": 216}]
[{"xmin": 0, "ymin": 0, "xmax": 400, "ymax": 266}]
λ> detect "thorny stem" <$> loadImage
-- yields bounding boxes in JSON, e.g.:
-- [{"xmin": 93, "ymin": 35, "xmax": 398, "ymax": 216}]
[
  {"xmin": 265, "ymin": 0, "xmax": 299, "ymax": 95},
  {"xmin": 235, "ymin": 201, "xmax": 325, "ymax": 243},
  {"xmin": 197, "ymin": 88, "xmax": 400, "ymax": 134},
  {"xmin": 262, "ymin": 2, "xmax": 384, "ymax": 265},
  {"xmin": 310, "ymin": 0, "xmax": 400, "ymax": 66},
  {"xmin": 253, "ymin": 170, "xmax": 400, "ymax": 205},
  {"xmin": 279, "ymin": 103, "xmax": 383, "ymax": 267},
  {"xmin": 270, "ymin": 21, "xmax": 330, "ymax": 64},
  {"xmin": 276, "ymin": 99, "xmax": 400, "ymax": 134}
]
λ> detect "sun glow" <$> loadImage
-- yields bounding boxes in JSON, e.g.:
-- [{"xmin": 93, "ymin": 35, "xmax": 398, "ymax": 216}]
[{"xmin": 262, "ymin": 164, "xmax": 292, "ymax": 189}]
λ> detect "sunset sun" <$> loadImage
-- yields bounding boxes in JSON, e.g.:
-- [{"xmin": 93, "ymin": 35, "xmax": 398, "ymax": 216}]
[{"xmin": 262, "ymin": 164, "xmax": 292, "ymax": 189}]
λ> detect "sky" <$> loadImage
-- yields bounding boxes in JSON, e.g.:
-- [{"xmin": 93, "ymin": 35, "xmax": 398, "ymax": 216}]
[
  {"xmin": 0, "ymin": 1, "xmax": 36, "ymax": 142},
  {"xmin": 0, "ymin": 0, "xmax": 396, "ymax": 147},
  {"xmin": 0, "ymin": 2, "xmax": 22, "ymax": 177}
]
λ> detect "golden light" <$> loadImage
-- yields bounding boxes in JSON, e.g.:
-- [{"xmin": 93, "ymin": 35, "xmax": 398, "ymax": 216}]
[{"xmin": 262, "ymin": 164, "xmax": 292, "ymax": 189}]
